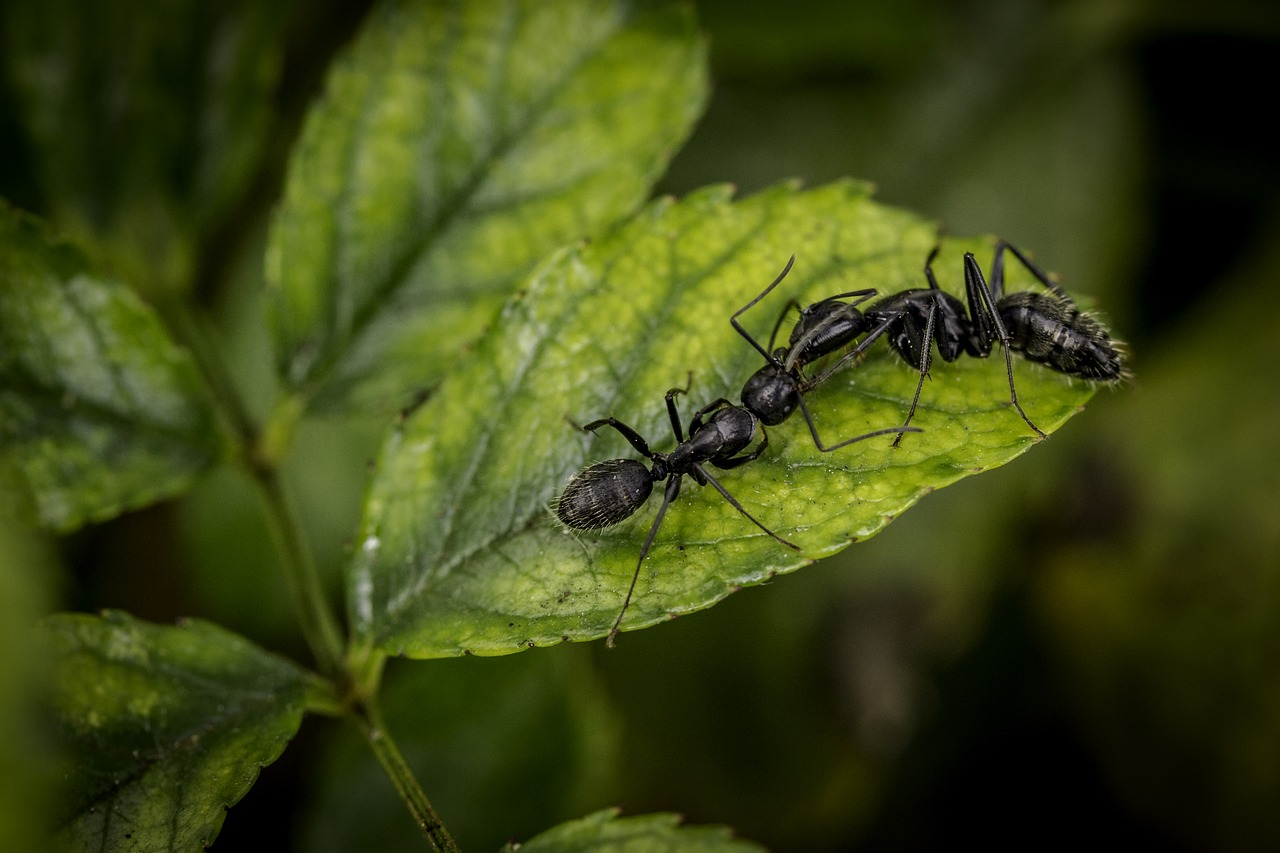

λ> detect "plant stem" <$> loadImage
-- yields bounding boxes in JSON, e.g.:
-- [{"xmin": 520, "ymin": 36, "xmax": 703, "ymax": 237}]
[
  {"xmin": 253, "ymin": 460, "xmax": 347, "ymax": 679},
  {"xmin": 163, "ymin": 302, "xmax": 452, "ymax": 844},
  {"xmin": 161, "ymin": 300, "xmax": 345, "ymax": 679},
  {"xmin": 356, "ymin": 691, "xmax": 461, "ymax": 852}
]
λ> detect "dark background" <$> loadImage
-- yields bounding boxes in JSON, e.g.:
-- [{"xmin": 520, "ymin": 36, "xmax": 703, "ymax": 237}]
[{"xmin": 4, "ymin": 0, "xmax": 1279, "ymax": 849}]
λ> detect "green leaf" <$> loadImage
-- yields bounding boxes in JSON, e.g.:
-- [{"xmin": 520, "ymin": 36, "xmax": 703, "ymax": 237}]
[
  {"xmin": 266, "ymin": 0, "xmax": 708, "ymax": 415},
  {"xmin": 504, "ymin": 808, "xmax": 764, "ymax": 852},
  {"xmin": 2, "ymin": 0, "xmax": 292, "ymax": 291},
  {"xmin": 0, "ymin": 204, "xmax": 223, "ymax": 531},
  {"xmin": 44, "ymin": 610, "xmax": 327, "ymax": 852},
  {"xmin": 349, "ymin": 180, "xmax": 1106, "ymax": 657}
]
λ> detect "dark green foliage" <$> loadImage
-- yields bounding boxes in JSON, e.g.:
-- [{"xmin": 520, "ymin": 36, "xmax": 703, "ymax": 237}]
[
  {"xmin": 0, "ymin": 204, "xmax": 223, "ymax": 531},
  {"xmin": 44, "ymin": 611, "xmax": 325, "ymax": 851}
]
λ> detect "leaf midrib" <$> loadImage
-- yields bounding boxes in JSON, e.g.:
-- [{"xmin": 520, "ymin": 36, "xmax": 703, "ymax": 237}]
[{"xmin": 304, "ymin": 0, "xmax": 632, "ymax": 400}]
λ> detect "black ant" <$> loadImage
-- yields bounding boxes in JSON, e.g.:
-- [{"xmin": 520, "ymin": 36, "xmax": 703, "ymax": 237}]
[
  {"xmin": 789, "ymin": 241, "xmax": 1127, "ymax": 444},
  {"xmin": 557, "ymin": 265, "xmax": 919, "ymax": 646},
  {"xmin": 731, "ymin": 255, "xmax": 922, "ymax": 450},
  {"xmin": 556, "ymin": 383, "xmax": 794, "ymax": 647}
]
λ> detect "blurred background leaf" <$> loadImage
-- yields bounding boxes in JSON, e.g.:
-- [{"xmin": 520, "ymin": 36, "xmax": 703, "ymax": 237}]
[
  {"xmin": 503, "ymin": 808, "xmax": 765, "ymax": 852},
  {"xmin": 44, "ymin": 611, "xmax": 326, "ymax": 851},
  {"xmin": 0, "ymin": 205, "xmax": 224, "ymax": 532},
  {"xmin": 1034, "ymin": 225, "xmax": 1280, "ymax": 848},
  {"xmin": 0, "ymin": 513, "xmax": 56, "ymax": 852},
  {"xmin": 1, "ymin": 0, "xmax": 297, "ymax": 296}
]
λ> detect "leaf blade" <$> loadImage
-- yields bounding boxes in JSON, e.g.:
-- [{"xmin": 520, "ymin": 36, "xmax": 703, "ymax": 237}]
[
  {"xmin": 349, "ymin": 180, "xmax": 1103, "ymax": 657},
  {"xmin": 0, "ymin": 204, "xmax": 223, "ymax": 531},
  {"xmin": 267, "ymin": 0, "xmax": 708, "ymax": 414},
  {"xmin": 45, "ymin": 611, "xmax": 325, "ymax": 852}
]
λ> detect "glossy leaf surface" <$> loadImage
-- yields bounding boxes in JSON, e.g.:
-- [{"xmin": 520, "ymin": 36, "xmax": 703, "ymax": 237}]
[
  {"xmin": 267, "ymin": 0, "xmax": 707, "ymax": 414},
  {"xmin": 0, "ymin": 205, "xmax": 222, "ymax": 531},
  {"xmin": 350, "ymin": 180, "xmax": 1105, "ymax": 657},
  {"xmin": 45, "ymin": 611, "xmax": 325, "ymax": 852},
  {"xmin": 505, "ymin": 808, "xmax": 764, "ymax": 852}
]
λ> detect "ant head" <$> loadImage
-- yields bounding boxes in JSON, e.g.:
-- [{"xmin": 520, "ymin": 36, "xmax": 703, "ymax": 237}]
[{"xmin": 741, "ymin": 363, "xmax": 799, "ymax": 426}]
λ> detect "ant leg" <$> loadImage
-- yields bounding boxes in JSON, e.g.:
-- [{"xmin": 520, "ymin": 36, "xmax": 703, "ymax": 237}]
[
  {"xmin": 581, "ymin": 417, "xmax": 654, "ymax": 459},
  {"xmin": 664, "ymin": 384, "xmax": 691, "ymax": 442},
  {"xmin": 963, "ymin": 253, "xmax": 1046, "ymax": 439},
  {"xmin": 808, "ymin": 286, "xmax": 880, "ymax": 313},
  {"xmin": 731, "ymin": 255, "xmax": 797, "ymax": 361},
  {"xmin": 924, "ymin": 245, "xmax": 943, "ymax": 290},
  {"xmin": 795, "ymin": 394, "xmax": 922, "ymax": 451},
  {"xmin": 817, "ymin": 288, "xmax": 879, "ymax": 306},
  {"xmin": 693, "ymin": 463, "xmax": 798, "ymax": 551},
  {"xmin": 891, "ymin": 298, "xmax": 938, "ymax": 447},
  {"xmin": 962, "ymin": 252, "xmax": 1002, "ymax": 353},
  {"xmin": 688, "ymin": 397, "xmax": 734, "ymax": 434},
  {"xmin": 608, "ymin": 474, "xmax": 682, "ymax": 647},
  {"xmin": 994, "ymin": 240, "xmax": 1070, "ymax": 300}
]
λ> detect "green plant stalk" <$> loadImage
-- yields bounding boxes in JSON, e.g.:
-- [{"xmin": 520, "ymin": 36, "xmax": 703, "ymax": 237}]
[
  {"xmin": 355, "ymin": 693, "xmax": 460, "ymax": 852},
  {"xmin": 253, "ymin": 460, "xmax": 347, "ymax": 680},
  {"xmin": 165, "ymin": 302, "xmax": 452, "ymax": 842},
  {"xmin": 161, "ymin": 299, "xmax": 346, "ymax": 679}
]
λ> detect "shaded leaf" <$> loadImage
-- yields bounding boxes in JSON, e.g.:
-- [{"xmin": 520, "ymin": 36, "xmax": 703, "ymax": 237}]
[
  {"xmin": 267, "ymin": 0, "xmax": 708, "ymax": 414},
  {"xmin": 349, "ymin": 180, "xmax": 1105, "ymax": 657},
  {"xmin": 45, "ymin": 610, "xmax": 327, "ymax": 852},
  {"xmin": 504, "ymin": 808, "xmax": 764, "ymax": 852},
  {"xmin": 2, "ymin": 0, "xmax": 292, "ymax": 291},
  {"xmin": 0, "ymin": 204, "xmax": 223, "ymax": 531}
]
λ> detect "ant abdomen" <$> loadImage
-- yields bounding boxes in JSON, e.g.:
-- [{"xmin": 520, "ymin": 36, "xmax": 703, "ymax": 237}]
[
  {"xmin": 998, "ymin": 292, "xmax": 1126, "ymax": 382},
  {"xmin": 556, "ymin": 459, "xmax": 653, "ymax": 530}
]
